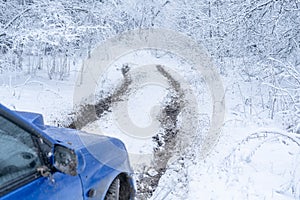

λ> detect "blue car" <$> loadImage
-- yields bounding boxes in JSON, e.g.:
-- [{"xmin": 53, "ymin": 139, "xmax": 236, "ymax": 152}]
[{"xmin": 0, "ymin": 104, "xmax": 135, "ymax": 200}]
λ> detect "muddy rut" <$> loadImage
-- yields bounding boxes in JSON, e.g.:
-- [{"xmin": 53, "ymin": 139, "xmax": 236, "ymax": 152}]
[{"xmin": 64, "ymin": 64, "xmax": 187, "ymax": 199}]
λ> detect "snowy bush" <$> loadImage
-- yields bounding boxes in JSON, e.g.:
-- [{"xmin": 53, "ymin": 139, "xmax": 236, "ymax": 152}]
[{"xmin": 0, "ymin": 0, "xmax": 299, "ymax": 129}]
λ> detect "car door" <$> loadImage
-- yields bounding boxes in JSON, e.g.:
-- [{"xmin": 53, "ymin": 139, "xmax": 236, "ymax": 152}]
[{"xmin": 0, "ymin": 115, "xmax": 83, "ymax": 200}]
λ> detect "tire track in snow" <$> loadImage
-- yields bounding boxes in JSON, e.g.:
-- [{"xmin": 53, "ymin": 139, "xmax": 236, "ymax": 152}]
[{"xmin": 65, "ymin": 64, "xmax": 197, "ymax": 199}]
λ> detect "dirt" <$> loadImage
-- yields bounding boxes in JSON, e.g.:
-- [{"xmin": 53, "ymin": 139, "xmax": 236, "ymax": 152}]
[
  {"xmin": 64, "ymin": 64, "xmax": 186, "ymax": 199},
  {"xmin": 67, "ymin": 64, "xmax": 132, "ymax": 130},
  {"xmin": 135, "ymin": 65, "xmax": 185, "ymax": 199}
]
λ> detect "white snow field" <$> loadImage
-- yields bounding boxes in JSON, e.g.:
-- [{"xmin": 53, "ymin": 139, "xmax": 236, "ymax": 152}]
[
  {"xmin": 1, "ymin": 0, "xmax": 300, "ymax": 199},
  {"xmin": 1, "ymin": 49, "xmax": 299, "ymax": 200}
]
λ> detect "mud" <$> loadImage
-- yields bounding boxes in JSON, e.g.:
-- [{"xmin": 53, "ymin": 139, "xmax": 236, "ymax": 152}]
[
  {"xmin": 132, "ymin": 65, "xmax": 186, "ymax": 199},
  {"xmin": 64, "ymin": 64, "xmax": 185, "ymax": 199}
]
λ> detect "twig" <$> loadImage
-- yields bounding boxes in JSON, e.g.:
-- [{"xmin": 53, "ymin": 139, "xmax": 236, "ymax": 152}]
[{"xmin": 3, "ymin": 8, "xmax": 31, "ymax": 30}]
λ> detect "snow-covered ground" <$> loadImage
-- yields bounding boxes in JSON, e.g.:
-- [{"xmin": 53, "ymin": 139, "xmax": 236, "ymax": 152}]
[
  {"xmin": 152, "ymin": 125, "xmax": 300, "ymax": 199},
  {"xmin": 0, "ymin": 70, "xmax": 78, "ymax": 125},
  {"xmin": 1, "ymin": 50, "xmax": 299, "ymax": 199}
]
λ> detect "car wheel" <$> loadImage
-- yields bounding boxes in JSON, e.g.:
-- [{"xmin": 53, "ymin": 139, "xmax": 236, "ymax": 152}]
[{"xmin": 105, "ymin": 177, "xmax": 120, "ymax": 200}]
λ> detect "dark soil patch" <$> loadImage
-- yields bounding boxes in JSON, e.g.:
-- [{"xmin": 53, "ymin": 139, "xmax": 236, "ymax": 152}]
[
  {"xmin": 135, "ymin": 65, "xmax": 185, "ymax": 199},
  {"xmin": 67, "ymin": 64, "xmax": 131, "ymax": 129},
  {"xmin": 62, "ymin": 64, "xmax": 185, "ymax": 200}
]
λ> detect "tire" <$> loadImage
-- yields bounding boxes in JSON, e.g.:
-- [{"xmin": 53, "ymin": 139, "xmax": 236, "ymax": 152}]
[{"xmin": 105, "ymin": 178, "xmax": 120, "ymax": 200}]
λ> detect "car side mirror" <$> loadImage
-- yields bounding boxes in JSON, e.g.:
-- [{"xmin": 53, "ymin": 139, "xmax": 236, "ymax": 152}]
[{"xmin": 53, "ymin": 145, "xmax": 78, "ymax": 176}]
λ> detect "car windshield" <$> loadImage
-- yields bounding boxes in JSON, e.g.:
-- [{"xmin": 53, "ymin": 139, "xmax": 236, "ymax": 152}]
[{"xmin": 0, "ymin": 115, "xmax": 42, "ymax": 188}]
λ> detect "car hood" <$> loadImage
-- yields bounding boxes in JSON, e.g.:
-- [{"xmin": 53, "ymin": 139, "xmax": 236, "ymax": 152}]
[
  {"xmin": 43, "ymin": 126, "xmax": 131, "ymax": 172},
  {"xmin": 43, "ymin": 126, "xmax": 105, "ymax": 148},
  {"xmin": 43, "ymin": 126, "xmax": 127, "ymax": 152}
]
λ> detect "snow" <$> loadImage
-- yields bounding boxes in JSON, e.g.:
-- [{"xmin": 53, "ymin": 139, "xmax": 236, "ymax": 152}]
[
  {"xmin": 1, "ymin": 49, "xmax": 299, "ymax": 200},
  {"xmin": 152, "ymin": 124, "xmax": 300, "ymax": 199},
  {"xmin": 0, "ymin": 69, "xmax": 80, "ymax": 126},
  {"xmin": 1, "ymin": 0, "xmax": 300, "ymax": 198}
]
